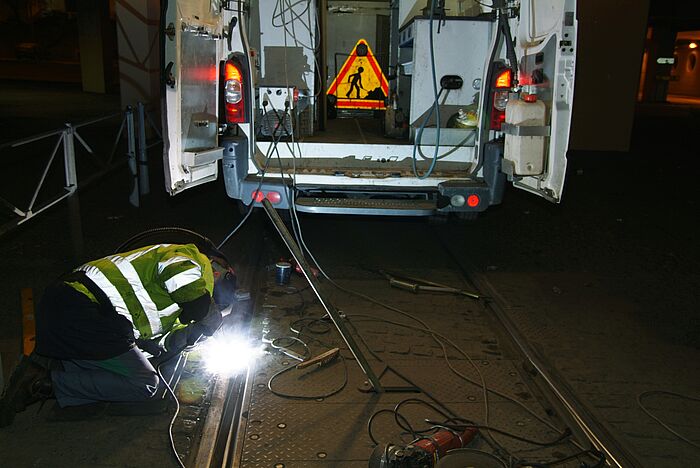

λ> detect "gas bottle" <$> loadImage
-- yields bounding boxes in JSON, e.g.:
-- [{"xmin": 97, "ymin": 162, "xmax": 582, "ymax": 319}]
[{"xmin": 503, "ymin": 95, "xmax": 546, "ymax": 175}]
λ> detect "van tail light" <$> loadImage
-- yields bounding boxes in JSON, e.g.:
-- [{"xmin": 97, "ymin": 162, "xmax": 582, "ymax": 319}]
[
  {"xmin": 224, "ymin": 60, "xmax": 246, "ymax": 124},
  {"xmin": 266, "ymin": 191, "xmax": 282, "ymax": 204},
  {"xmin": 490, "ymin": 68, "xmax": 512, "ymax": 131},
  {"xmin": 251, "ymin": 190, "xmax": 282, "ymax": 204}
]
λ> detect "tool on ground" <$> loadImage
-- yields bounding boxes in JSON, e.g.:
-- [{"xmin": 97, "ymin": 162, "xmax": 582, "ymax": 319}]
[
  {"xmin": 368, "ymin": 426, "xmax": 479, "ymax": 468},
  {"xmin": 297, "ymin": 347, "xmax": 340, "ymax": 369},
  {"xmin": 380, "ymin": 270, "xmax": 481, "ymax": 300}
]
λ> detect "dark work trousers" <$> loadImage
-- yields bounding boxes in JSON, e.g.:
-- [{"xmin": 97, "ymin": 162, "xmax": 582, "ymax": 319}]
[
  {"xmin": 35, "ymin": 281, "xmax": 159, "ymax": 407},
  {"xmin": 51, "ymin": 347, "xmax": 159, "ymax": 407}
]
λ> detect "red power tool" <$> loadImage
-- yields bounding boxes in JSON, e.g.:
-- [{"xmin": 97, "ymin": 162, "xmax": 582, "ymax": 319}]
[{"xmin": 368, "ymin": 427, "xmax": 478, "ymax": 468}]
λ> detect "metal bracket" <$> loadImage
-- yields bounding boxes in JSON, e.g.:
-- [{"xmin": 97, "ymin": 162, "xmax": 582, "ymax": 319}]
[
  {"xmin": 501, "ymin": 123, "xmax": 551, "ymax": 137},
  {"xmin": 261, "ymin": 199, "xmax": 384, "ymax": 392}
]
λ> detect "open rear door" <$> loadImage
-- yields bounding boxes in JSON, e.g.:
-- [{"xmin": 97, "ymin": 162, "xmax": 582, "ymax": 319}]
[
  {"xmin": 162, "ymin": 0, "xmax": 225, "ymax": 195},
  {"xmin": 504, "ymin": 0, "xmax": 577, "ymax": 202}
]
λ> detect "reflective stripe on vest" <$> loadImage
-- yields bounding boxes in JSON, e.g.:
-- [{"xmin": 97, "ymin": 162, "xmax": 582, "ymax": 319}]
[
  {"xmin": 80, "ymin": 264, "xmax": 141, "ymax": 339},
  {"xmin": 77, "ymin": 244, "xmax": 207, "ymax": 338},
  {"xmin": 108, "ymin": 254, "xmax": 164, "ymax": 336}
]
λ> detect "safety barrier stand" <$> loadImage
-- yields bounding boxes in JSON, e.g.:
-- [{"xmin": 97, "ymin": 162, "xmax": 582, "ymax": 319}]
[{"xmin": 0, "ymin": 103, "xmax": 162, "ymax": 237}]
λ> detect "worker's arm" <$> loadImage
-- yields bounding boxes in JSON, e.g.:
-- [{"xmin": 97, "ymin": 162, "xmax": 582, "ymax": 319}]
[{"xmin": 163, "ymin": 299, "xmax": 223, "ymax": 355}]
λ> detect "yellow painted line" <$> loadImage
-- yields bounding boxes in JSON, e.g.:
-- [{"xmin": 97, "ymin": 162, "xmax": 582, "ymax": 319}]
[{"xmin": 21, "ymin": 288, "xmax": 35, "ymax": 356}]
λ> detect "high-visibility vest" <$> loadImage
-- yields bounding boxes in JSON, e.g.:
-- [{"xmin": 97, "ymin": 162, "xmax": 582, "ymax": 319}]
[{"xmin": 72, "ymin": 244, "xmax": 214, "ymax": 339}]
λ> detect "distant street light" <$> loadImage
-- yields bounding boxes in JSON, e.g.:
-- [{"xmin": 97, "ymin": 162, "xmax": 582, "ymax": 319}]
[{"xmin": 690, "ymin": 42, "xmax": 698, "ymax": 49}]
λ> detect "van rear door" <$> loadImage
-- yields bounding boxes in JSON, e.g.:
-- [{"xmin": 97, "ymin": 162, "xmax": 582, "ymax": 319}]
[
  {"xmin": 162, "ymin": 0, "xmax": 225, "ymax": 195},
  {"xmin": 504, "ymin": 0, "xmax": 577, "ymax": 202}
]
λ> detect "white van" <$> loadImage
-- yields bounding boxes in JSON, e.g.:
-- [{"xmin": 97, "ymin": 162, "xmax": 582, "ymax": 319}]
[{"xmin": 162, "ymin": 0, "xmax": 577, "ymax": 217}]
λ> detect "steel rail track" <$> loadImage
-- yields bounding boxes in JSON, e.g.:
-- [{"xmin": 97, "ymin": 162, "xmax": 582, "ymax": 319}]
[
  {"xmin": 185, "ymin": 214, "xmax": 267, "ymax": 468},
  {"xmin": 433, "ymin": 229, "xmax": 643, "ymax": 467}
]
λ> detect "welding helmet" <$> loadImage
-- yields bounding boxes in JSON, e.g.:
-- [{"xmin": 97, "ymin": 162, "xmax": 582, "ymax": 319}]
[{"xmin": 210, "ymin": 257, "xmax": 237, "ymax": 307}]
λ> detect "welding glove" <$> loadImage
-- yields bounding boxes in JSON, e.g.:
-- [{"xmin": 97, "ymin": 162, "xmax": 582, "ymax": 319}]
[
  {"xmin": 164, "ymin": 301, "xmax": 223, "ymax": 355},
  {"xmin": 184, "ymin": 301, "xmax": 223, "ymax": 344},
  {"xmin": 135, "ymin": 338, "xmax": 165, "ymax": 358}
]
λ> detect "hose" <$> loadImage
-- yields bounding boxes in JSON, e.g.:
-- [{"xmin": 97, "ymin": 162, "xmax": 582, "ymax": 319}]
[{"xmin": 115, "ymin": 227, "xmax": 230, "ymax": 267}]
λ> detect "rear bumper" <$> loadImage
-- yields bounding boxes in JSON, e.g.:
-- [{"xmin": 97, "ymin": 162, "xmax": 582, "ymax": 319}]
[{"xmin": 222, "ymin": 138, "xmax": 506, "ymax": 216}]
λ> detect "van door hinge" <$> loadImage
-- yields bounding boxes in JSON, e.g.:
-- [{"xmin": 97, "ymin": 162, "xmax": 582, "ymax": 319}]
[
  {"xmin": 164, "ymin": 23, "xmax": 175, "ymax": 41},
  {"xmin": 164, "ymin": 62, "xmax": 175, "ymax": 88}
]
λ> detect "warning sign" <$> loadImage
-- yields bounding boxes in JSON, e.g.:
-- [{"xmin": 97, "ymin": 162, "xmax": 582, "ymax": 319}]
[{"xmin": 327, "ymin": 39, "xmax": 389, "ymax": 110}]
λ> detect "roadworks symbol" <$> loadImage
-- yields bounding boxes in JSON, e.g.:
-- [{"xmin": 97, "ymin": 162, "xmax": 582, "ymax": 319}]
[{"xmin": 327, "ymin": 39, "xmax": 389, "ymax": 110}]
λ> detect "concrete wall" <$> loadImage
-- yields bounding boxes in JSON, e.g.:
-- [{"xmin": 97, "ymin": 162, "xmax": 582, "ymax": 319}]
[{"xmin": 569, "ymin": 0, "xmax": 650, "ymax": 152}]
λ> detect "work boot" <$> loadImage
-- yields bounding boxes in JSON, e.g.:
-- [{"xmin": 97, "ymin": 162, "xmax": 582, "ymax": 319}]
[{"xmin": 0, "ymin": 356, "xmax": 50, "ymax": 427}]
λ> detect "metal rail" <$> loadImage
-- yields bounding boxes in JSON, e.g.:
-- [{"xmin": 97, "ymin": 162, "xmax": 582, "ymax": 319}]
[
  {"xmin": 0, "ymin": 104, "xmax": 161, "ymax": 237},
  {"xmin": 437, "ymin": 236, "xmax": 642, "ymax": 467}
]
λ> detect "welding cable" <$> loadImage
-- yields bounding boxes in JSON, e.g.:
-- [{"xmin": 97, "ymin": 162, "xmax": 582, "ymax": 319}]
[
  {"xmin": 270, "ymin": 335, "xmax": 311, "ymax": 359},
  {"xmin": 274, "ymin": 0, "xmax": 325, "ymax": 98},
  {"xmin": 348, "ymin": 314, "xmax": 582, "ymax": 454},
  {"xmin": 217, "ymin": 121, "xmax": 288, "ymax": 250},
  {"xmin": 426, "ymin": 420, "xmax": 572, "ymax": 447},
  {"xmin": 637, "ymin": 390, "xmax": 700, "ymax": 450},
  {"xmin": 156, "ymin": 357, "xmax": 187, "ymax": 468},
  {"xmin": 289, "ymin": 316, "xmax": 331, "ymax": 335},
  {"xmin": 497, "ymin": 2, "xmax": 519, "ymax": 83},
  {"xmin": 267, "ymin": 355, "xmax": 348, "ymax": 400},
  {"xmin": 411, "ymin": 0, "xmax": 441, "ymax": 179},
  {"xmin": 115, "ymin": 226, "xmax": 215, "ymax": 254},
  {"xmin": 367, "ymin": 408, "xmax": 417, "ymax": 445}
]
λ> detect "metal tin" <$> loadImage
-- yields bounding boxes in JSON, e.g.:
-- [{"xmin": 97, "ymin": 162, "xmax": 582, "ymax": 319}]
[{"xmin": 275, "ymin": 262, "xmax": 292, "ymax": 285}]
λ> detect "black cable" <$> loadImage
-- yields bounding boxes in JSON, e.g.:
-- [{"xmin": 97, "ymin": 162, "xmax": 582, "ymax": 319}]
[
  {"xmin": 217, "ymin": 117, "xmax": 287, "ymax": 249},
  {"xmin": 267, "ymin": 355, "xmax": 347, "ymax": 400},
  {"xmin": 497, "ymin": 3, "xmax": 519, "ymax": 83},
  {"xmin": 367, "ymin": 408, "xmax": 416, "ymax": 445},
  {"xmin": 289, "ymin": 316, "xmax": 331, "ymax": 335},
  {"xmin": 427, "ymin": 420, "xmax": 572, "ymax": 447},
  {"xmin": 270, "ymin": 335, "xmax": 310, "ymax": 359},
  {"xmin": 115, "ymin": 226, "xmax": 217, "ymax": 255}
]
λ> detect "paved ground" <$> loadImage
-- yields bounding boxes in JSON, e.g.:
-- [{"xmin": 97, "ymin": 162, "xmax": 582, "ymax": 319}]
[{"xmin": 0, "ymin": 82, "xmax": 699, "ymax": 465}]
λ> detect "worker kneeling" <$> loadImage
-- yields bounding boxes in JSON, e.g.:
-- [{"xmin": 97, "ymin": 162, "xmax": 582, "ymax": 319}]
[{"xmin": 0, "ymin": 243, "xmax": 235, "ymax": 426}]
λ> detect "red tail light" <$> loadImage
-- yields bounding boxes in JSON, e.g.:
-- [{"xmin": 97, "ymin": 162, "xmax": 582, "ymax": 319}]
[
  {"xmin": 252, "ymin": 190, "xmax": 264, "ymax": 202},
  {"xmin": 224, "ymin": 61, "xmax": 246, "ymax": 124},
  {"xmin": 266, "ymin": 191, "xmax": 282, "ymax": 204},
  {"xmin": 490, "ymin": 68, "xmax": 512, "ymax": 131},
  {"xmin": 251, "ymin": 190, "xmax": 282, "ymax": 204},
  {"xmin": 467, "ymin": 194, "xmax": 480, "ymax": 207}
]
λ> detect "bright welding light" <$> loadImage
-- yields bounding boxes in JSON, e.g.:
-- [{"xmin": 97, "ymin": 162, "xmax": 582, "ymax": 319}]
[{"xmin": 200, "ymin": 332, "xmax": 263, "ymax": 376}]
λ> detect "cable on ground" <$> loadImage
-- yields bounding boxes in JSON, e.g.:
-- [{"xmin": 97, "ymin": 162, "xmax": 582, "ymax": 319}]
[{"xmin": 637, "ymin": 390, "xmax": 700, "ymax": 450}]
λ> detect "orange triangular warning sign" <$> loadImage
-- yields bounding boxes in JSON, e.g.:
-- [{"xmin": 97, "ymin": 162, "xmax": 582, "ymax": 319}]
[{"xmin": 327, "ymin": 39, "xmax": 388, "ymax": 110}]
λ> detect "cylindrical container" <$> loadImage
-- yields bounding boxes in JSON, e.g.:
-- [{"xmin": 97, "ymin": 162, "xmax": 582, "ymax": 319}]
[{"xmin": 275, "ymin": 262, "xmax": 292, "ymax": 285}]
